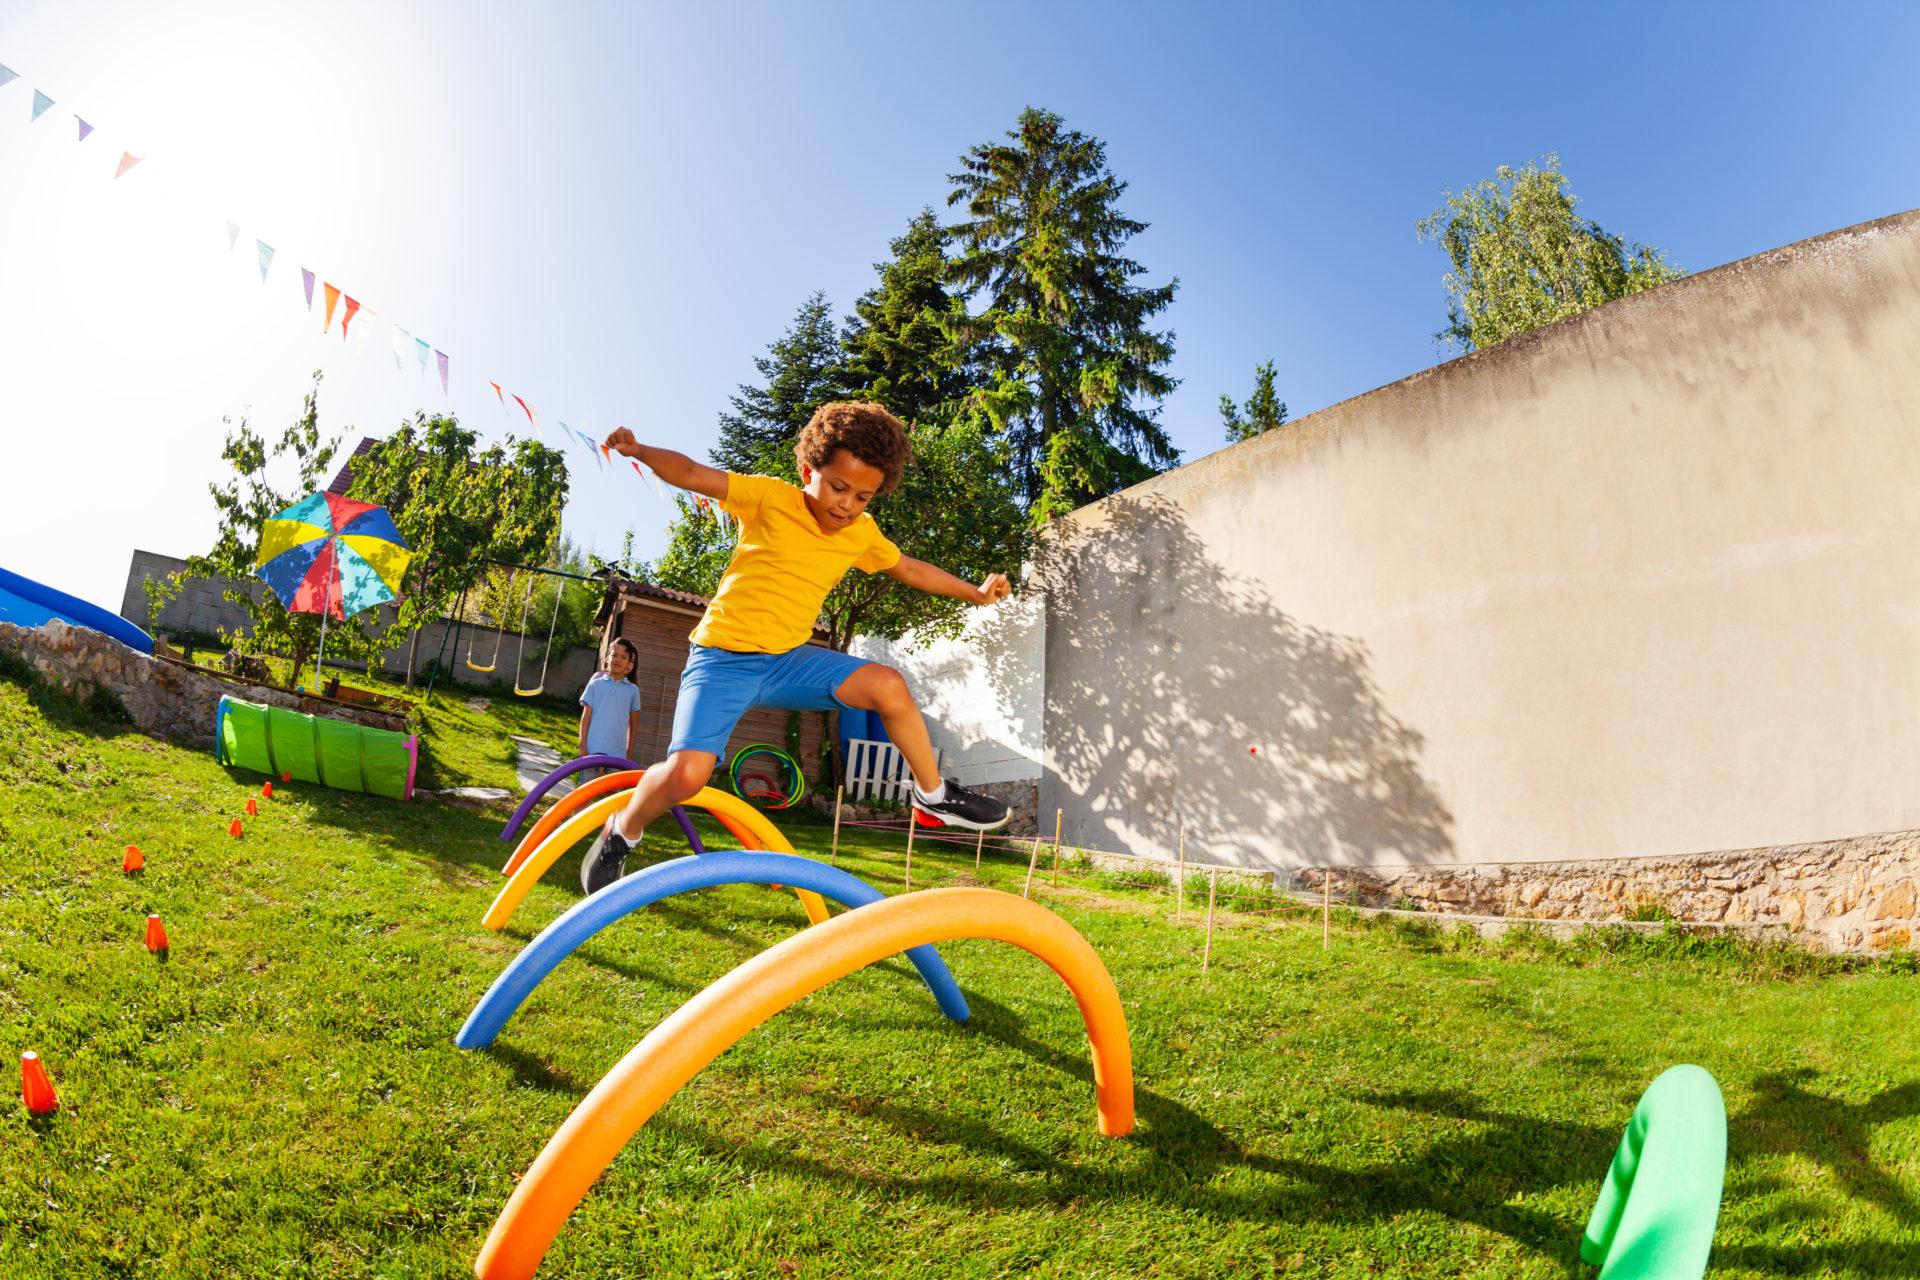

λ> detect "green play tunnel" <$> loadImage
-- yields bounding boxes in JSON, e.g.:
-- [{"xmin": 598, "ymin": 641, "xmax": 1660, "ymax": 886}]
[{"xmin": 215, "ymin": 695, "xmax": 418, "ymax": 800}]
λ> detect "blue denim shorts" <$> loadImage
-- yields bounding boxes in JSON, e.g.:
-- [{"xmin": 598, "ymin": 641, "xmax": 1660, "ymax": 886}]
[{"xmin": 669, "ymin": 643, "xmax": 871, "ymax": 759}]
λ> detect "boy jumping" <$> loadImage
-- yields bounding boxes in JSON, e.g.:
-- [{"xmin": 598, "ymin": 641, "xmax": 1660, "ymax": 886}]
[{"xmin": 586, "ymin": 402, "xmax": 1012, "ymax": 893}]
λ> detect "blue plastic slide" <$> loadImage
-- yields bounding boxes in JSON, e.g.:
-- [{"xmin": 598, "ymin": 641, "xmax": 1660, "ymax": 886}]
[{"xmin": 0, "ymin": 565, "xmax": 154, "ymax": 655}]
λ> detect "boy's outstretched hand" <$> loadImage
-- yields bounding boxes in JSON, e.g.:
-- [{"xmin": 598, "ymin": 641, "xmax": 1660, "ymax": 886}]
[
  {"xmin": 603, "ymin": 427, "xmax": 641, "ymax": 457},
  {"xmin": 974, "ymin": 573, "xmax": 1012, "ymax": 606}
]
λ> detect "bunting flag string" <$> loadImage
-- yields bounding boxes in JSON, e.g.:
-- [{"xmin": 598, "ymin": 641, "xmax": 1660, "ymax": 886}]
[{"xmin": 2, "ymin": 52, "xmax": 663, "ymax": 505}]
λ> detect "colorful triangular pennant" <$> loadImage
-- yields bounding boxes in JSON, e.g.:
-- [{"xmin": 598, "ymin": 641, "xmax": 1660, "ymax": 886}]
[
  {"xmin": 490, "ymin": 381, "xmax": 504, "ymax": 404},
  {"xmin": 30, "ymin": 90, "xmax": 52, "ymax": 122},
  {"xmin": 0, "ymin": 64, "xmax": 17, "ymax": 90},
  {"xmin": 392, "ymin": 325, "xmax": 411, "ymax": 369},
  {"xmin": 340, "ymin": 296, "xmax": 361, "ymax": 340},
  {"xmin": 113, "ymin": 152, "xmax": 142, "ymax": 178},
  {"xmin": 256, "ymin": 240, "xmax": 274, "ymax": 281},
  {"xmin": 301, "ymin": 268, "xmax": 315, "ymax": 309},
  {"xmin": 414, "ymin": 337, "xmax": 430, "ymax": 373},
  {"xmin": 75, "ymin": 116, "xmax": 92, "ymax": 142},
  {"xmin": 226, "ymin": 221, "xmax": 241, "ymax": 250},
  {"xmin": 436, "ymin": 350, "xmax": 449, "ymax": 395},
  {"xmin": 322, "ymin": 283, "xmax": 341, "ymax": 332}
]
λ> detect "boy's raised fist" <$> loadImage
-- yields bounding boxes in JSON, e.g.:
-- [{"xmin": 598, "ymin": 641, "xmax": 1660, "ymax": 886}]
[
  {"xmin": 604, "ymin": 427, "xmax": 640, "ymax": 457},
  {"xmin": 975, "ymin": 573, "xmax": 1012, "ymax": 605}
]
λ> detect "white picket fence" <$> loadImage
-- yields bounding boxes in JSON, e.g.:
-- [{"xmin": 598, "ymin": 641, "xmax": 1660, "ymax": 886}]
[{"xmin": 845, "ymin": 738, "xmax": 941, "ymax": 804}]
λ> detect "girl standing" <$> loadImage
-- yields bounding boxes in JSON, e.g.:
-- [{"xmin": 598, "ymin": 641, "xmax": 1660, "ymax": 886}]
[{"xmin": 578, "ymin": 637, "xmax": 642, "ymax": 776}]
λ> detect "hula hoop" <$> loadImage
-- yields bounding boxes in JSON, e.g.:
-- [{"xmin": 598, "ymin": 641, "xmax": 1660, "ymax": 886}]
[{"xmin": 728, "ymin": 743, "xmax": 805, "ymax": 810}]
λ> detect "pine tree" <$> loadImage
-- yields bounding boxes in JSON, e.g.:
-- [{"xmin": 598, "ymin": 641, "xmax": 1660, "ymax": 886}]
[
  {"xmin": 839, "ymin": 209, "xmax": 974, "ymax": 425},
  {"xmin": 946, "ymin": 107, "xmax": 1179, "ymax": 520},
  {"xmin": 710, "ymin": 291, "xmax": 845, "ymax": 479},
  {"xmin": 1220, "ymin": 360, "xmax": 1288, "ymax": 443}
]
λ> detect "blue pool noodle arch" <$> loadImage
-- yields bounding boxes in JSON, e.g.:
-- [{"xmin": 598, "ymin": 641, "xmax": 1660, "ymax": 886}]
[{"xmin": 456, "ymin": 851, "xmax": 970, "ymax": 1048}]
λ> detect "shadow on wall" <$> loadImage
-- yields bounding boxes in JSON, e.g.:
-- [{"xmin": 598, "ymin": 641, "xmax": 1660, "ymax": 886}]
[{"xmin": 1039, "ymin": 494, "xmax": 1454, "ymax": 871}]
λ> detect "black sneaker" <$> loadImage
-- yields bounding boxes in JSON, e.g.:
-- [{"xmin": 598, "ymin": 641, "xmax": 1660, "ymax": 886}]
[
  {"xmin": 581, "ymin": 823, "xmax": 633, "ymax": 895},
  {"xmin": 911, "ymin": 779, "xmax": 1010, "ymax": 831}
]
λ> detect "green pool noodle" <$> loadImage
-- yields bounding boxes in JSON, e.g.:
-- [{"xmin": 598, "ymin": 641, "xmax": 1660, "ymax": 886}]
[{"xmin": 1581, "ymin": 1063, "xmax": 1726, "ymax": 1280}]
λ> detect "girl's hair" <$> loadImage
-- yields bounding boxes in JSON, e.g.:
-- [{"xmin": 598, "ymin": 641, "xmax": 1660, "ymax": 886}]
[{"xmin": 606, "ymin": 636, "xmax": 640, "ymax": 685}]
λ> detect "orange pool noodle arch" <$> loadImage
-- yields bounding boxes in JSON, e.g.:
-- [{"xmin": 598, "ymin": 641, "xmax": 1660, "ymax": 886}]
[
  {"xmin": 472, "ymin": 887, "xmax": 1131, "ymax": 1280},
  {"xmin": 502, "ymin": 770, "xmax": 643, "ymax": 876},
  {"xmin": 502, "ymin": 771, "xmax": 770, "ymax": 880},
  {"xmin": 482, "ymin": 787, "xmax": 828, "ymax": 930}
]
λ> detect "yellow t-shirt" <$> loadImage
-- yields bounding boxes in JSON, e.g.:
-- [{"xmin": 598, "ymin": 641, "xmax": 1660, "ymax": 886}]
[{"xmin": 690, "ymin": 473, "xmax": 902, "ymax": 653}]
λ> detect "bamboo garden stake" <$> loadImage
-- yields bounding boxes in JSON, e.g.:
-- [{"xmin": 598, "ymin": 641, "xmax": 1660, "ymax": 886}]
[
  {"xmin": 904, "ymin": 808, "xmax": 916, "ymax": 889},
  {"xmin": 829, "ymin": 785, "xmax": 844, "ymax": 865},
  {"xmin": 1024, "ymin": 809, "xmax": 1060, "ymax": 899},
  {"xmin": 1177, "ymin": 823, "xmax": 1187, "ymax": 922},
  {"xmin": 974, "ymin": 827, "xmax": 985, "ymax": 870},
  {"xmin": 1322, "ymin": 867, "xmax": 1332, "ymax": 949},
  {"xmin": 1202, "ymin": 867, "xmax": 1219, "ymax": 973}
]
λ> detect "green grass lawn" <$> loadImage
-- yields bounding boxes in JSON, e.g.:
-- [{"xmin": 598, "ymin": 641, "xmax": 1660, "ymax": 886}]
[{"xmin": 3, "ymin": 664, "xmax": 1918, "ymax": 1278}]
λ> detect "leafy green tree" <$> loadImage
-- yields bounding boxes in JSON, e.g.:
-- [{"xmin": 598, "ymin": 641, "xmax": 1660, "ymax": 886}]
[
  {"xmin": 946, "ymin": 106, "xmax": 1179, "ymax": 520},
  {"xmin": 162, "ymin": 373, "xmax": 383, "ymax": 687},
  {"xmin": 817, "ymin": 418, "xmax": 1032, "ymax": 652},
  {"xmin": 347, "ymin": 414, "xmax": 569, "ymax": 687},
  {"xmin": 637, "ymin": 494, "xmax": 738, "ymax": 598},
  {"xmin": 1417, "ymin": 154, "xmax": 1687, "ymax": 354},
  {"xmin": 1220, "ymin": 360, "xmax": 1288, "ymax": 443},
  {"xmin": 840, "ymin": 209, "xmax": 975, "ymax": 425},
  {"xmin": 710, "ymin": 292, "xmax": 845, "ymax": 478}
]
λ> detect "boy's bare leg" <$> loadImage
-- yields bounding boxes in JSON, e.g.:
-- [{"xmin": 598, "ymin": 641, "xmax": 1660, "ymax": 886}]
[
  {"xmin": 834, "ymin": 663, "xmax": 941, "ymax": 791},
  {"xmin": 608, "ymin": 749, "xmax": 718, "ymax": 840}
]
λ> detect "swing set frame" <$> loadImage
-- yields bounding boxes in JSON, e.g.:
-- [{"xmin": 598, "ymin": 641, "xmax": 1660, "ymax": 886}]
[{"xmin": 426, "ymin": 559, "xmax": 609, "ymax": 701}]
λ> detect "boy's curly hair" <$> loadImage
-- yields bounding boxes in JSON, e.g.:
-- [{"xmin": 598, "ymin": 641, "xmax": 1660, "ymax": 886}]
[{"xmin": 795, "ymin": 402, "xmax": 911, "ymax": 496}]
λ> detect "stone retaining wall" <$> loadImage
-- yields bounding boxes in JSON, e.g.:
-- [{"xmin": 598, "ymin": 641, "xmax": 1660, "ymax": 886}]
[
  {"xmin": 1, "ymin": 620, "xmax": 405, "ymax": 749},
  {"xmin": 1290, "ymin": 830, "xmax": 1920, "ymax": 954}
]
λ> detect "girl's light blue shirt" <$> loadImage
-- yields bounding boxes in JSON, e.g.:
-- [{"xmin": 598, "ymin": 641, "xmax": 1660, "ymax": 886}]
[{"xmin": 580, "ymin": 671, "xmax": 642, "ymax": 758}]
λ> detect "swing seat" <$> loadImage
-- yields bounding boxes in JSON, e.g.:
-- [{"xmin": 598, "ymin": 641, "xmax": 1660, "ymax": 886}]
[
  {"xmin": 513, "ymin": 684, "xmax": 544, "ymax": 697},
  {"xmin": 466, "ymin": 660, "xmax": 498, "ymax": 673}
]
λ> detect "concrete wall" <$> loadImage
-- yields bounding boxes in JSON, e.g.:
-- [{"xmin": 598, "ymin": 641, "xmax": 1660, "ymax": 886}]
[
  {"xmin": 849, "ymin": 591, "xmax": 1045, "ymax": 787},
  {"xmin": 1040, "ymin": 209, "xmax": 1920, "ymax": 876},
  {"xmin": 121, "ymin": 549, "xmax": 601, "ymax": 697}
]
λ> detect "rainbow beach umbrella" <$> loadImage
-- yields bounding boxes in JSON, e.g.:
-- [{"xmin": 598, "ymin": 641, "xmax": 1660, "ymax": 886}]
[{"xmin": 255, "ymin": 492, "xmax": 412, "ymax": 680}]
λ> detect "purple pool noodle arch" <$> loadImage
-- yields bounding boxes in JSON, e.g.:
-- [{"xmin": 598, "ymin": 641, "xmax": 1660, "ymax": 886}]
[{"xmin": 499, "ymin": 755, "xmax": 642, "ymax": 843}]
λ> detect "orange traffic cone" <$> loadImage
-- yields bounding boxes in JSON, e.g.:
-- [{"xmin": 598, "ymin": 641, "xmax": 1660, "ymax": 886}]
[
  {"xmin": 122, "ymin": 845, "xmax": 144, "ymax": 873},
  {"xmin": 261, "ymin": 781, "xmax": 274, "ymax": 799},
  {"xmin": 21, "ymin": 1051, "xmax": 58, "ymax": 1116},
  {"xmin": 229, "ymin": 818, "xmax": 243, "ymax": 838},
  {"xmin": 281, "ymin": 770, "xmax": 291, "ymax": 783},
  {"xmin": 245, "ymin": 798, "xmax": 258, "ymax": 816},
  {"xmin": 145, "ymin": 914, "xmax": 169, "ymax": 953}
]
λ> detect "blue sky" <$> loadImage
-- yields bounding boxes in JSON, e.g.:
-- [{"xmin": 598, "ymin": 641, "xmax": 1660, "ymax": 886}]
[{"xmin": 4, "ymin": 1, "xmax": 1918, "ymax": 612}]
